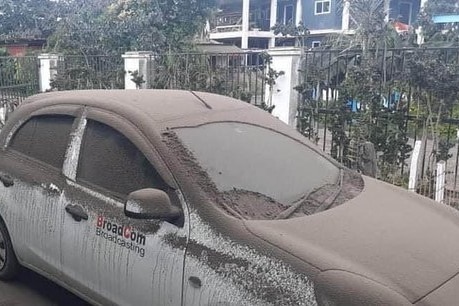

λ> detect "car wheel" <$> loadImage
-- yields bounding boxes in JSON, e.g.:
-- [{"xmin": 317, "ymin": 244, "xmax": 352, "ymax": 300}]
[{"xmin": 0, "ymin": 219, "xmax": 19, "ymax": 280}]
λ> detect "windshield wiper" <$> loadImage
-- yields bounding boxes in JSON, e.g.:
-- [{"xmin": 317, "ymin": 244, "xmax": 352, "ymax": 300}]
[
  {"xmin": 275, "ymin": 168, "xmax": 344, "ymax": 219},
  {"xmin": 314, "ymin": 169, "xmax": 344, "ymax": 214}
]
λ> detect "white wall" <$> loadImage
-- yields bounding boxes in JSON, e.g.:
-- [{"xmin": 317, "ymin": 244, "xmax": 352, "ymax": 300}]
[{"xmin": 267, "ymin": 47, "xmax": 301, "ymax": 126}]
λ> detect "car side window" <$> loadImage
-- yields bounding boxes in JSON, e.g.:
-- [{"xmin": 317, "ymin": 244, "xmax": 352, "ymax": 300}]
[
  {"xmin": 9, "ymin": 115, "xmax": 75, "ymax": 169},
  {"xmin": 77, "ymin": 119, "xmax": 167, "ymax": 198}
]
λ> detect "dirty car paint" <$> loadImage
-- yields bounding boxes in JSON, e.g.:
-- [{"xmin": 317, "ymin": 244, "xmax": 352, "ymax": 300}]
[
  {"xmin": 181, "ymin": 211, "xmax": 317, "ymax": 306},
  {"xmin": 59, "ymin": 181, "xmax": 187, "ymax": 306}
]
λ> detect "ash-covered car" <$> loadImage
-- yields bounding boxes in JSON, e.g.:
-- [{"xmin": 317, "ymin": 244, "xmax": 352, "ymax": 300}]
[{"xmin": 0, "ymin": 90, "xmax": 458, "ymax": 306}]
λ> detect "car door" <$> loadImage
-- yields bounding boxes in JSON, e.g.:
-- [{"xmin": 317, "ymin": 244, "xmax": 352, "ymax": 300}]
[
  {"xmin": 59, "ymin": 113, "xmax": 188, "ymax": 306},
  {"xmin": 0, "ymin": 113, "xmax": 76, "ymax": 277}
]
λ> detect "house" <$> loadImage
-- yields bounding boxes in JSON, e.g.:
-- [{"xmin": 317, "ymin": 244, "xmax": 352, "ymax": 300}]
[
  {"xmin": 210, "ymin": 0, "xmax": 279, "ymax": 49},
  {"xmin": 196, "ymin": 40, "xmax": 246, "ymax": 67},
  {"xmin": 0, "ymin": 38, "xmax": 46, "ymax": 56},
  {"xmin": 209, "ymin": 0, "xmax": 421, "ymax": 49}
]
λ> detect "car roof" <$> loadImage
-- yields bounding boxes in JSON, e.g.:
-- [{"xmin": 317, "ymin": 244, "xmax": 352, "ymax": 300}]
[
  {"xmin": 10, "ymin": 89, "xmax": 308, "ymax": 151},
  {"xmin": 23, "ymin": 89, "xmax": 255, "ymax": 127}
]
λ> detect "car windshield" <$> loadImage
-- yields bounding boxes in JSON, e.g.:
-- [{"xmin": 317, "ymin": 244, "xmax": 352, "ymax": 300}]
[{"xmin": 175, "ymin": 122, "xmax": 340, "ymax": 205}]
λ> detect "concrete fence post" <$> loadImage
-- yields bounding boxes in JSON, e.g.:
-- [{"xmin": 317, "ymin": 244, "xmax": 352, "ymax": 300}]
[
  {"xmin": 266, "ymin": 47, "xmax": 301, "ymax": 127},
  {"xmin": 342, "ymin": 1, "xmax": 350, "ymax": 31},
  {"xmin": 408, "ymin": 140, "xmax": 422, "ymax": 192},
  {"xmin": 435, "ymin": 161, "xmax": 446, "ymax": 203},
  {"xmin": 122, "ymin": 51, "xmax": 153, "ymax": 89},
  {"xmin": 38, "ymin": 54, "xmax": 59, "ymax": 92}
]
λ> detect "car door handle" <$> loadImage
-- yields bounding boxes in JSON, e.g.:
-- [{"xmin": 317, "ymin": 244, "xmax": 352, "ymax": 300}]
[
  {"xmin": 188, "ymin": 276, "xmax": 202, "ymax": 288},
  {"xmin": 0, "ymin": 174, "xmax": 14, "ymax": 187},
  {"xmin": 65, "ymin": 204, "xmax": 88, "ymax": 222},
  {"xmin": 43, "ymin": 183, "xmax": 61, "ymax": 195}
]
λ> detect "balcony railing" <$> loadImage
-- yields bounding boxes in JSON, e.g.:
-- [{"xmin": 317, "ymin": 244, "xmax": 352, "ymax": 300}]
[{"xmin": 211, "ymin": 12, "xmax": 271, "ymax": 33}]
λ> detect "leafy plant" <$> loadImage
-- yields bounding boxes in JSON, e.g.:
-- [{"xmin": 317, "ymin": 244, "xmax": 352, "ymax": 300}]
[
  {"xmin": 261, "ymin": 52, "xmax": 284, "ymax": 111},
  {"xmin": 50, "ymin": 55, "xmax": 125, "ymax": 90},
  {"xmin": 129, "ymin": 70, "xmax": 145, "ymax": 89}
]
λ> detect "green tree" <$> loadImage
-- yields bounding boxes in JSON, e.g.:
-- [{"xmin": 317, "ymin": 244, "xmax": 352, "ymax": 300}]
[
  {"xmin": 47, "ymin": 0, "xmax": 216, "ymax": 56},
  {"xmin": 0, "ymin": 0, "xmax": 60, "ymax": 39},
  {"xmin": 271, "ymin": 21, "xmax": 310, "ymax": 48},
  {"xmin": 403, "ymin": 48, "xmax": 459, "ymax": 168},
  {"xmin": 43, "ymin": 0, "xmax": 216, "ymax": 91},
  {"xmin": 418, "ymin": 0, "xmax": 459, "ymax": 45},
  {"xmin": 46, "ymin": 0, "xmax": 115, "ymax": 55}
]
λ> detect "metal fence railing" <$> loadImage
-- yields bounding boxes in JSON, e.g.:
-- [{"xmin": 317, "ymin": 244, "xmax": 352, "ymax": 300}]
[
  {"xmin": 0, "ymin": 56, "xmax": 40, "ymax": 124},
  {"xmin": 296, "ymin": 47, "xmax": 459, "ymax": 204},
  {"xmin": 147, "ymin": 51, "xmax": 267, "ymax": 105},
  {"xmin": 0, "ymin": 51, "xmax": 268, "ymax": 106},
  {"xmin": 52, "ymin": 55, "xmax": 125, "ymax": 90},
  {"xmin": 49, "ymin": 52, "xmax": 268, "ymax": 106}
]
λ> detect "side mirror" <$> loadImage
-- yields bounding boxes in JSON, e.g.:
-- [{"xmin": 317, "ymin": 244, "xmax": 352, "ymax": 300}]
[{"xmin": 125, "ymin": 188, "xmax": 181, "ymax": 222}]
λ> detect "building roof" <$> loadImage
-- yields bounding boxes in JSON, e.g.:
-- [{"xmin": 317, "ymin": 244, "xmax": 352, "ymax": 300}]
[
  {"xmin": 196, "ymin": 42, "xmax": 243, "ymax": 54},
  {"xmin": 393, "ymin": 21, "xmax": 411, "ymax": 33},
  {"xmin": 0, "ymin": 38, "xmax": 46, "ymax": 46},
  {"xmin": 0, "ymin": 38, "xmax": 46, "ymax": 56}
]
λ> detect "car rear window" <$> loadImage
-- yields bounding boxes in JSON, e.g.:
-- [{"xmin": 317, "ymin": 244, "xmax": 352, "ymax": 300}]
[
  {"xmin": 9, "ymin": 115, "xmax": 75, "ymax": 169},
  {"xmin": 175, "ymin": 122, "xmax": 340, "ymax": 204}
]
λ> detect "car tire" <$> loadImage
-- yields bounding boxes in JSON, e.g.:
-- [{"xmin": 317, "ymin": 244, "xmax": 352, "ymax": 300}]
[{"xmin": 0, "ymin": 219, "xmax": 19, "ymax": 280}]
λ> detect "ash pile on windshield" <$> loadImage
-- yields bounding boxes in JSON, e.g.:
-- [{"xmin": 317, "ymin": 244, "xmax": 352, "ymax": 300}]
[
  {"xmin": 288, "ymin": 169, "xmax": 364, "ymax": 218},
  {"xmin": 332, "ymin": 169, "xmax": 364, "ymax": 207},
  {"xmin": 222, "ymin": 189, "xmax": 289, "ymax": 219},
  {"xmin": 290, "ymin": 184, "xmax": 340, "ymax": 217}
]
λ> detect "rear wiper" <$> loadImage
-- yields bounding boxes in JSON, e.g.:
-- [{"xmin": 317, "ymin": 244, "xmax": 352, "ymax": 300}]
[{"xmin": 275, "ymin": 169, "xmax": 343, "ymax": 219}]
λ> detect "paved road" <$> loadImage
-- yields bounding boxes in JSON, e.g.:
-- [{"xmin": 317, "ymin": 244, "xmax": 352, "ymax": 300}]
[{"xmin": 0, "ymin": 268, "xmax": 89, "ymax": 306}]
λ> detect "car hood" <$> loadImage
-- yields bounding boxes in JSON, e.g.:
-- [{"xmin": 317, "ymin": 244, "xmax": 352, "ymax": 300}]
[{"xmin": 243, "ymin": 176, "xmax": 459, "ymax": 303}]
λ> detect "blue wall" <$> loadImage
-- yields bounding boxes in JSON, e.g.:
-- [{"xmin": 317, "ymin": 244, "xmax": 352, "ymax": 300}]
[
  {"xmin": 299, "ymin": 0, "xmax": 421, "ymax": 32},
  {"xmin": 302, "ymin": 0, "xmax": 342, "ymax": 31}
]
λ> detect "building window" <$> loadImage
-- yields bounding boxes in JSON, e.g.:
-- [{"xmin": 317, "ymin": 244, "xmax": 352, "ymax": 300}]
[
  {"xmin": 283, "ymin": 4, "xmax": 294, "ymax": 24},
  {"xmin": 312, "ymin": 41, "xmax": 321, "ymax": 48},
  {"xmin": 265, "ymin": 8, "xmax": 270, "ymax": 20},
  {"xmin": 315, "ymin": 0, "xmax": 331, "ymax": 15},
  {"xmin": 399, "ymin": 2, "xmax": 413, "ymax": 25}
]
